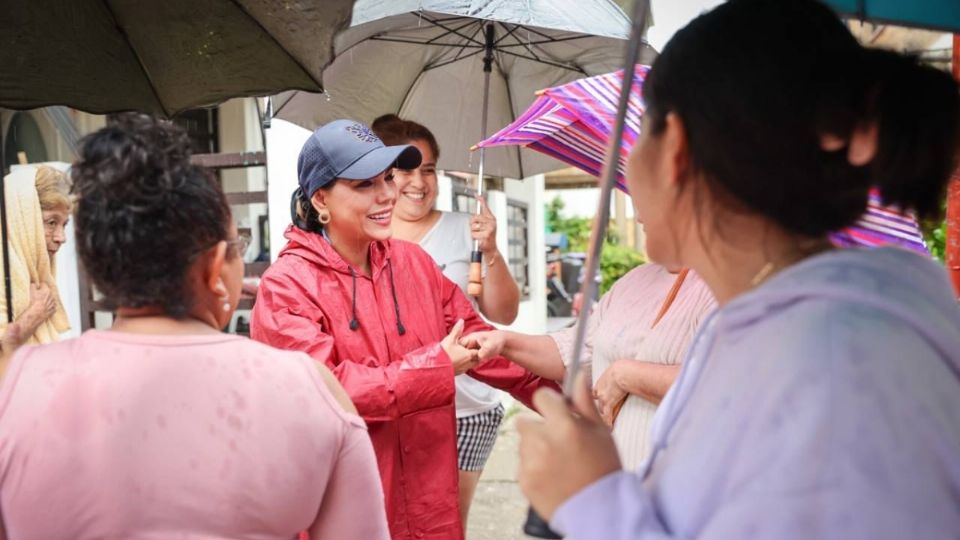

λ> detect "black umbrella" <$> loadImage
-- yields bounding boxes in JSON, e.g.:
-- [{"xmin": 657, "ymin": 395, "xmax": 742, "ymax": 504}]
[{"xmin": 0, "ymin": 0, "xmax": 357, "ymax": 323}]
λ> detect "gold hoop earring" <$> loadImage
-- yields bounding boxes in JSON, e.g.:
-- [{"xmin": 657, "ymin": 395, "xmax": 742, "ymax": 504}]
[{"xmin": 318, "ymin": 210, "xmax": 331, "ymax": 225}]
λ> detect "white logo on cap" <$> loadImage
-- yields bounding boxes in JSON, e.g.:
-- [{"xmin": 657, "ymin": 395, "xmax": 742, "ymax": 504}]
[{"xmin": 345, "ymin": 123, "xmax": 380, "ymax": 143}]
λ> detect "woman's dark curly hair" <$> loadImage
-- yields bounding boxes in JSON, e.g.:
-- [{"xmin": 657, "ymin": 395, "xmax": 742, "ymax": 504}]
[{"xmin": 71, "ymin": 113, "xmax": 231, "ymax": 318}]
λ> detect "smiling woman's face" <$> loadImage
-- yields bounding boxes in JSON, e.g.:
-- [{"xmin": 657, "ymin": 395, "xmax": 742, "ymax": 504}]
[
  {"xmin": 391, "ymin": 139, "xmax": 438, "ymax": 223},
  {"xmin": 314, "ymin": 169, "xmax": 399, "ymax": 243}
]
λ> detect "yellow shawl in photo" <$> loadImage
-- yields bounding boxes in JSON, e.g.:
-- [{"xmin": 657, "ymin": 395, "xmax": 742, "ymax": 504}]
[{"xmin": 0, "ymin": 166, "xmax": 70, "ymax": 344}]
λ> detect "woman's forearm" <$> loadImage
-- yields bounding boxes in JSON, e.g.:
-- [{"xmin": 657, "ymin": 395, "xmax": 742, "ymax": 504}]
[
  {"xmin": 477, "ymin": 251, "xmax": 520, "ymax": 324},
  {"xmin": 613, "ymin": 362, "xmax": 680, "ymax": 405},
  {"xmin": 12, "ymin": 306, "xmax": 45, "ymax": 346},
  {"xmin": 501, "ymin": 332, "xmax": 566, "ymax": 382}
]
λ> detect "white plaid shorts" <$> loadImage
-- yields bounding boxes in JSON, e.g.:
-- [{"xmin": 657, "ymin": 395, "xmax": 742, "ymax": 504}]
[{"xmin": 456, "ymin": 404, "xmax": 505, "ymax": 471}]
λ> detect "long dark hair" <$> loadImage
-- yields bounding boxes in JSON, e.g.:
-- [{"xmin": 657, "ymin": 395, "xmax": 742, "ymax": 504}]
[
  {"xmin": 71, "ymin": 113, "xmax": 231, "ymax": 318},
  {"xmin": 642, "ymin": 0, "xmax": 959, "ymax": 237}
]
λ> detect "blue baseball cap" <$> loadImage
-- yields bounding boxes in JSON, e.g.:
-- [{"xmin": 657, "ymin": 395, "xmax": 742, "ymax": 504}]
[{"xmin": 297, "ymin": 119, "xmax": 422, "ymax": 197}]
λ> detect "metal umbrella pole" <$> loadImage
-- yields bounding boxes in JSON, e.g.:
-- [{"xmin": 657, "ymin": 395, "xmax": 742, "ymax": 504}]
[
  {"xmin": 522, "ymin": 0, "xmax": 650, "ymax": 536},
  {"xmin": 0, "ymin": 114, "xmax": 12, "ymax": 324},
  {"xmin": 467, "ymin": 23, "xmax": 496, "ymax": 297}
]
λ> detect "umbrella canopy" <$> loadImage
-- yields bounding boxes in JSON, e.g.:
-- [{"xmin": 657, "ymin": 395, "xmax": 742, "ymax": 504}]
[
  {"xmin": 479, "ymin": 67, "xmax": 929, "ymax": 254},
  {"xmin": 822, "ymin": 0, "xmax": 960, "ymax": 33},
  {"xmin": 273, "ymin": 0, "xmax": 656, "ymax": 179},
  {"xmin": 0, "ymin": 0, "xmax": 357, "ymax": 323},
  {"xmin": 0, "ymin": 0, "xmax": 355, "ymax": 116},
  {"xmin": 478, "ymin": 65, "xmax": 647, "ymax": 191}
]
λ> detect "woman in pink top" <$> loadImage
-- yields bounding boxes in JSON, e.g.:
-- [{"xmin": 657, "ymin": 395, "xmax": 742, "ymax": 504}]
[
  {"xmin": 0, "ymin": 114, "xmax": 388, "ymax": 540},
  {"xmin": 464, "ymin": 264, "xmax": 716, "ymax": 469}
]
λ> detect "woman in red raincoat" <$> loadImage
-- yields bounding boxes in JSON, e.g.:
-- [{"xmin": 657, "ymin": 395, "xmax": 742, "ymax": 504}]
[{"xmin": 251, "ymin": 119, "xmax": 556, "ymax": 540}]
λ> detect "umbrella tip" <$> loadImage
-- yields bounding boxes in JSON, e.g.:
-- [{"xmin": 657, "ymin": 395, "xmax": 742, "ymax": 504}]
[
  {"xmin": 469, "ymin": 144, "xmax": 480, "ymax": 151},
  {"xmin": 534, "ymin": 89, "xmax": 546, "ymax": 96}
]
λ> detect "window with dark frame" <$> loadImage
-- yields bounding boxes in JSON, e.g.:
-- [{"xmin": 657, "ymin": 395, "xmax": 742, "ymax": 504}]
[
  {"xmin": 506, "ymin": 200, "xmax": 530, "ymax": 299},
  {"xmin": 172, "ymin": 108, "xmax": 219, "ymax": 155}
]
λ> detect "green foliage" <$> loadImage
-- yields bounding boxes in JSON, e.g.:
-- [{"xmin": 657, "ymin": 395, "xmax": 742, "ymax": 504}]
[
  {"xmin": 546, "ymin": 195, "xmax": 646, "ymax": 294},
  {"xmin": 925, "ymin": 219, "xmax": 947, "ymax": 262},
  {"xmin": 923, "ymin": 197, "xmax": 949, "ymax": 262},
  {"xmin": 600, "ymin": 241, "xmax": 646, "ymax": 294},
  {"xmin": 546, "ymin": 197, "xmax": 592, "ymax": 252}
]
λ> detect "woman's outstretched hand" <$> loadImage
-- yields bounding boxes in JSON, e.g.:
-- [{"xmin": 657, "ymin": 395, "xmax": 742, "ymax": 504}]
[
  {"xmin": 516, "ymin": 373, "xmax": 622, "ymax": 521},
  {"xmin": 458, "ymin": 330, "xmax": 506, "ymax": 362}
]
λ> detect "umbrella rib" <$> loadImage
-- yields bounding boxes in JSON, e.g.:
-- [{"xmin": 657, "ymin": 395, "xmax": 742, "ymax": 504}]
[
  {"xmin": 271, "ymin": 92, "xmax": 298, "ymax": 117},
  {"xmin": 426, "ymin": 15, "xmax": 468, "ymax": 24},
  {"xmin": 98, "ymin": 0, "xmax": 169, "ymax": 116},
  {"xmin": 418, "ymin": 44, "xmax": 585, "ymax": 76},
  {"xmin": 448, "ymin": 22, "xmax": 487, "ymax": 65},
  {"xmin": 512, "ymin": 24, "xmax": 554, "ymax": 42},
  {"xmin": 493, "ymin": 22, "xmax": 520, "ymax": 46},
  {"xmin": 225, "ymin": 0, "xmax": 323, "ymax": 90},
  {"xmin": 418, "ymin": 13, "xmax": 485, "ymax": 46},
  {"xmin": 425, "ymin": 18, "xmax": 478, "ymax": 44},
  {"xmin": 497, "ymin": 34, "xmax": 600, "ymax": 48},
  {"xmin": 396, "ymin": 69, "xmax": 427, "ymax": 119},
  {"xmin": 497, "ymin": 22, "xmax": 542, "ymax": 63},
  {"xmin": 369, "ymin": 36, "xmax": 482, "ymax": 49},
  {"xmin": 494, "ymin": 22, "xmax": 563, "ymax": 48},
  {"xmin": 423, "ymin": 49, "xmax": 484, "ymax": 72},
  {"xmin": 496, "ymin": 48, "xmax": 586, "ymax": 75}
]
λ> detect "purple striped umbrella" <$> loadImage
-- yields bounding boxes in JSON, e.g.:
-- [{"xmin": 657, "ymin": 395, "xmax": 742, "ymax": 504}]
[
  {"xmin": 477, "ymin": 67, "xmax": 929, "ymax": 255},
  {"xmin": 831, "ymin": 189, "xmax": 928, "ymax": 253}
]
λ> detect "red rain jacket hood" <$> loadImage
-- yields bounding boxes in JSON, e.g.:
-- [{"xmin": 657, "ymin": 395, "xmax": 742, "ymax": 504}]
[{"xmin": 251, "ymin": 226, "xmax": 556, "ymax": 540}]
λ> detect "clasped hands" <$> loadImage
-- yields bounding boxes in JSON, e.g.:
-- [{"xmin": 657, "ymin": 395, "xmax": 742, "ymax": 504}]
[
  {"xmin": 457, "ymin": 329, "xmax": 624, "ymax": 521},
  {"xmin": 444, "ymin": 323, "xmax": 511, "ymax": 375}
]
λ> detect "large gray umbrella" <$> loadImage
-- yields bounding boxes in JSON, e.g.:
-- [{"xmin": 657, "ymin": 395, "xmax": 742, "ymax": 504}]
[
  {"xmin": 0, "ymin": 0, "xmax": 355, "ymax": 117},
  {"xmin": 0, "ymin": 0, "xmax": 356, "ymax": 324},
  {"xmin": 273, "ymin": 0, "xmax": 656, "ymax": 180}
]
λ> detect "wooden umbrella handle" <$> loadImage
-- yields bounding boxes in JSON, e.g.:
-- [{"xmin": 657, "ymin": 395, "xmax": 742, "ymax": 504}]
[{"xmin": 467, "ymin": 251, "xmax": 483, "ymax": 296}]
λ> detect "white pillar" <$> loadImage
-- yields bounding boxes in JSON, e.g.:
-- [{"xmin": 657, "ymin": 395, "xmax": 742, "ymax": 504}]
[
  {"xmin": 265, "ymin": 120, "xmax": 311, "ymax": 262},
  {"xmin": 486, "ymin": 190, "xmax": 509, "ymax": 259}
]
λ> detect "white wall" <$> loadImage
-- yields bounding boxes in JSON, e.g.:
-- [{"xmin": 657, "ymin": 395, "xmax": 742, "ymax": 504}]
[
  {"xmin": 265, "ymin": 119, "xmax": 312, "ymax": 261},
  {"xmin": 648, "ymin": 0, "xmax": 725, "ymax": 51},
  {"xmin": 502, "ymin": 175, "xmax": 547, "ymax": 335}
]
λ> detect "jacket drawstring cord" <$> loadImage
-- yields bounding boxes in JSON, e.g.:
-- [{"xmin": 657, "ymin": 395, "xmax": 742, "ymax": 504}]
[
  {"xmin": 348, "ymin": 267, "xmax": 360, "ymax": 331},
  {"xmin": 387, "ymin": 260, "xmax": 406, "ymax": 336}
]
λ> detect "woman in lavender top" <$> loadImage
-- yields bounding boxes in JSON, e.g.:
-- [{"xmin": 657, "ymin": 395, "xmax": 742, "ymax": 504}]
[{"xmin": 516, "ymin": 0, "xmax": 960, "ymax": 538}]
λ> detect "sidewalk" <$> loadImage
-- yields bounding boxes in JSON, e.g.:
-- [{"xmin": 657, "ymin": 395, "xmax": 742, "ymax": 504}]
[{"xmin": 466, "ymin": 405, "xmax": 540, "ymax": 540}]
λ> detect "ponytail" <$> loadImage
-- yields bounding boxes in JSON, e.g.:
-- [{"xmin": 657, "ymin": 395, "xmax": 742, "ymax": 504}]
[
  {"xmin": 863, "ymin": 49, "xmax": 959, "ymax": 222},
  {"xmin": 290, "ymin": 187, "xmax": 325, "ymax": 233},
  {"xmin": 642, "ymin": 0, "xmax": 959, "ymax": 238}
]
